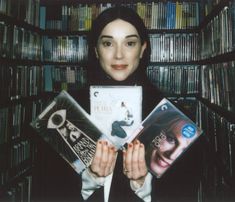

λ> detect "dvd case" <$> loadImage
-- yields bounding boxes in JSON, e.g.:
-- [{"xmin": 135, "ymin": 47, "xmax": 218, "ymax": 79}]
[
  {"xmin": 90, "ymin": 85, "xmax": 142, "ymax": 149},
  {"xmin": 30, "ymin": 90, "xmax": 105, "ymax": 174},
  {"xmin": 128, "ymin": 98, "xmax": 203, "ymax": 178}
]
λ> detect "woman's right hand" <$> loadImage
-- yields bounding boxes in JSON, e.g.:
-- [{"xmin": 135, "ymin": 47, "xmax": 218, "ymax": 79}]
[{"xmin": 89, "ymin": 140, "xmax": 117, "ymax": 178}]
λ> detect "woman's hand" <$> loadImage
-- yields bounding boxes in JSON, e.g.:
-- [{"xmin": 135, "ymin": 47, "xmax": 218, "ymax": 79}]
[
  {"xmin": 123, "ymin": 140, "xmax": 148, "ymax": 187},
  {"xmin": 89, "ymin": 140, "xmax": 117, "ymax": 178}
]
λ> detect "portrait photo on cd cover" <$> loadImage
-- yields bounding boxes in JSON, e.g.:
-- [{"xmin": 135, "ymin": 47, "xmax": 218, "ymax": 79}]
[
  {"xmin": 30, "ymin": 90, "xmax": 105, "ymax": 174},
  {"xmin": 133, "ymin": 98, "xmax": 203, "ymax": 178}
]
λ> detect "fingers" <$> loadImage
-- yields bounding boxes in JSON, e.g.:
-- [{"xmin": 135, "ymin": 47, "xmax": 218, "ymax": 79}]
[
  {"xmin": 125, "ymin": 142, "xmax": 133, "ymax": 177},
  {"xmin": 90, "ymin": 140, "xmax": 117, "ymax": 177},
  {"xmin": 138, "ymin": 142, "xmax": 148, "ymax": 176},
  {"xmin": 99, "ymin": 141, "xmax": 109, "ymax": 172},
  {"xmin": 91, "ymin": 140, "xmax": 103, "ymax": 171},
  {"xmin": 123, "ymin": 140, "xmax": 147, "ymax": 180},
  {"xmin": 90, "ymin": 139, "xmax": 147, "ymax": 181},
  {"xmin": 104, "ymin": 145, "xmax": 117, "ymax": 175},
  {"xmin": 132, "ymin": 140, "xmax": 140, "ymax": 173}
]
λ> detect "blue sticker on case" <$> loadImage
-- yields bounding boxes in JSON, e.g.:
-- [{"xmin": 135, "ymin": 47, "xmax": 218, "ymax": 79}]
[{"xmin": 182, "ymin": 124, "xmax": 196, "ymax": 138}]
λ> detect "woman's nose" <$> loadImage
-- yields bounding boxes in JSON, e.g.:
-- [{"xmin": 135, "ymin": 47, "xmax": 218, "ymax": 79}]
[{"xmin": 114, "ymin": 45, "xmax": 124, "ymax": 59}]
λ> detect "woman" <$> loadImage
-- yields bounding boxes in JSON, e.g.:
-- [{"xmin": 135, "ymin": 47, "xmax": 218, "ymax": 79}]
[
  {"xmin": 81, "ymin": 5, "xmax": 202, "ymax": 202},
  {"xmin": 80, "ymin": 5, "xmax": 163, "ymax": 202},
  {"xmin": 33, "ymin": 5, "xmax": 202, "ymax": 202}
]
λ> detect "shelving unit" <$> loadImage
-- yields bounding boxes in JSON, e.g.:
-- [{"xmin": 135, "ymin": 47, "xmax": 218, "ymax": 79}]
[
  {"xmin": 0, "ymin": 0, "xmax": 235, "ymax": 201},
  {"xmin": 196, "ymin": 1, "xmax": 235, "ymax": 201},
  {"xmin": 0, "ymin": 0, "xmax": 43, "ymax": 201}
]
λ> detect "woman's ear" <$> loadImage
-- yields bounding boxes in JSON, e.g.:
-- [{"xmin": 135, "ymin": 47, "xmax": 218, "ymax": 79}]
[
  {"xmin": 140, "ymin": 41, "xmax": 147, "ymax": 58},
  {"xmin": 94, "ymin": 48, "xmax": 99, "ymax": 58}
]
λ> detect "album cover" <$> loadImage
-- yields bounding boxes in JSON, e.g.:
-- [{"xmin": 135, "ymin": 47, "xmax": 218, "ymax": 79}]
[
  {"xmin": 31, "ymin": 90, "xmax": 105, "ymax": 174},
  {"xmin": 129, "ymin": 98, "xmax": 203, "ymax": 178},
  {"xmin": 90, "ymin": 85, "xmax": 142, "ymax": 149}
]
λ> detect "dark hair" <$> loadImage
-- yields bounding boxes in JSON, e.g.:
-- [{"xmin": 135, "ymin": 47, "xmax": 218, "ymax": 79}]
[{"xmin": 87, "ymin": 6, "xmax": 151, "ymax": 85}]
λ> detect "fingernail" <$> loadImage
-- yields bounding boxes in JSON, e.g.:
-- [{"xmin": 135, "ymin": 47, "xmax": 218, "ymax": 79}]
[{"xmin": 128, "ymin": 143, "xmax": 132, "ymax": 148}]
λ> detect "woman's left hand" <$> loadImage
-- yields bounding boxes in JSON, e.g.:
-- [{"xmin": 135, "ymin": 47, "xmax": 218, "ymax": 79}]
[{"xmin": 123, "ymin": 139, "xmax": 148, "ymax": 187}]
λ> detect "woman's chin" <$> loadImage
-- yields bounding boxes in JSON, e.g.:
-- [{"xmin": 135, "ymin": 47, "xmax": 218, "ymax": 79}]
[{"xmin": 111, "ymin": 75, "xmax": 129, "ymax": 81}]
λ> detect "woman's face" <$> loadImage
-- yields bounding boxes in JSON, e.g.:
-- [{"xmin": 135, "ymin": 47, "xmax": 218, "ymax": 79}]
[
  {"xmin": 95, "ymin": 19, "xmax": 147, "ymax": 81},
  {"xmin": 150, "ymin": 120, "xmax": 197, "ymax": 177}
]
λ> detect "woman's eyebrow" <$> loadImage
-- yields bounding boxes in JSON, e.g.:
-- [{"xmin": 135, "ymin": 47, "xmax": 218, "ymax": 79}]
[
  {"xmin": 99, "ymin": 35, "xmax": 113, "ymax": 39},
  {"xmin": 126, "ymin": 34, "xmax": 139, "ymax": 38},
  {"xmin": 99, "ymin": 34, "xmax": 139, "ymax": 39}
]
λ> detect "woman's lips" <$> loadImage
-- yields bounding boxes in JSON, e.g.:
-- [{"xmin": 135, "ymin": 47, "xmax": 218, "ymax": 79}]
[{"xmin": 111, "ymin": 64, "xmax": 128, "ymax": 70}]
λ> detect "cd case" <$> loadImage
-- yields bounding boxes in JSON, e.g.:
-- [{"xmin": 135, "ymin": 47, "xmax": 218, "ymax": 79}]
[
  {"xmin": 130, "ymin": 98, "xmax": 203, "ymax": 178},
  {"xmin": 30, "ymin": 90, "xmax": 105, "ymax": 174},
  {"xmin": 90, "ymin": 85, "xmax": 142, "ymax": 149}
]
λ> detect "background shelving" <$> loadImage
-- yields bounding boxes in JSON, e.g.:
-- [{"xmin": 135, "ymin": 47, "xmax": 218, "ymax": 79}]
[{"xmin": 1, "ymin": 0, "xmax": 235, "ymax": 202}]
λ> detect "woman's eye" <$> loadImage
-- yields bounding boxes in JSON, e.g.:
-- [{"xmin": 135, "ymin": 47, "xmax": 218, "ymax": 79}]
[
  {"xmin": 126, "ymin": 41, "xmax": 136, "ymax": 47},
  {"xmin": 102, "ymin": 41, "xmax": 112, "ymax": 47}
]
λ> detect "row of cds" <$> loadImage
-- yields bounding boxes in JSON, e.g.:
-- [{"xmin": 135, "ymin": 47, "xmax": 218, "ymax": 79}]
[
  {"xmin": 0, "ymin": 65, "xmax": 43, "ymax": 101},
  {"xmin": 0, "ymin": 64, "xmax": 87, "ymax": 102},
  {"xmin": 0, "ymin": 22, "xmax": 42, "ymax": 60},
  {"xmin": 147, "ymin": 65, "xmax": 200, "ymax": 95},
  {"xmin": 150, "ymin": 33, "xmax": 199, "ymax": 62},
  {"xmin": 43, "ymin": 35, "xmax": 88, "ymax": 62},
  {"xmin": 43, "ymin": 65, "xmax": 87, "ymax": 92},
  {"xmin": 200, "ymin": 5, "xmax": 235, "ymax": 59},
  {"xmin": 201, "ymin": 61, "xmax": 235, "ymax": 112},
  {"xmin": 0, "ymin": 0, "xmax": 40, "ymax": 26},
  {"xmin": 40, "ymin": 1, "xmax": 199, "ymax": 31}
]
